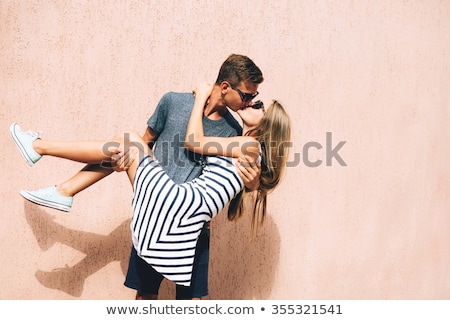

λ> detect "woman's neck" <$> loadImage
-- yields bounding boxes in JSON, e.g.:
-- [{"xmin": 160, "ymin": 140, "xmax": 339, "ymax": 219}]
[{"xmin": 243, "ymin": 125, "xmax": 258, "ymax": 136}]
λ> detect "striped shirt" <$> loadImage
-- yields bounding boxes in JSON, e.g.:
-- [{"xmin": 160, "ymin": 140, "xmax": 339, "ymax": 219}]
[{"xmin": 131, "ymin": 155, "xmax": 244, "ymax": 286}]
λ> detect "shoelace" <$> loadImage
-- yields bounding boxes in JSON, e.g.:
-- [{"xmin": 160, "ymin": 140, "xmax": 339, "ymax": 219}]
[{"xmin": 24, "ymin": 129, "xmax": 43, "ymax": 139}]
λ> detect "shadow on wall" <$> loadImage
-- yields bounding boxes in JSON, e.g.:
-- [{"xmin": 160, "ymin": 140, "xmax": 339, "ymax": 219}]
[
  {"xmin": 24, "ymin": 201, "xmax": 280, "ymax": 299},
  {"xmin": 158, "ymin": 213, "xmax": 281, "ymax": 300},
  {"xmin": 208, "ymin": 213, "xmax": 281, "ymax": 299},
  {"xmin": 24, "ymin": 202, "xmax": 131, "ymax": 297}
]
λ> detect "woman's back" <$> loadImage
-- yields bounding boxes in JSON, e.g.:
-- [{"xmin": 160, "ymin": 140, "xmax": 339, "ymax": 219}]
[{"xmin": 190, "ymin": 156, "xmax": 244, "ymax": 216}]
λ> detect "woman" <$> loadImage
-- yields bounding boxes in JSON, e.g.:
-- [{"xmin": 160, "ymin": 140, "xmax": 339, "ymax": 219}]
[{"xmin": 10, "ymin": 84, "xmax": 291, "ymax": 286}]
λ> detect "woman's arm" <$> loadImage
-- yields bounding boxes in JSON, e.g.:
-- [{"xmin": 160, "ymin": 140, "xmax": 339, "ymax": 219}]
[{"xmin": 184, "ymin": 83, "xmax": 259, "ymax": 161}]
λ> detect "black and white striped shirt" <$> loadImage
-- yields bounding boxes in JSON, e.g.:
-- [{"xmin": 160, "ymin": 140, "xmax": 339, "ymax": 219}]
[{"xmin": 131, "ymin": 155, "xmax": 244, "ymax": 286}]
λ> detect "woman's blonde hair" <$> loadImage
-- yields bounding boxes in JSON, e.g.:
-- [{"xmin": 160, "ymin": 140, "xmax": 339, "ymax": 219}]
[{"xmin": 228, "ymin": 100, "xmax": 291, "ymax": 233}]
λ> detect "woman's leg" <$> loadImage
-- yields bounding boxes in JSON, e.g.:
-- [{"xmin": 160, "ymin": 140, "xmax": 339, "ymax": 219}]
[
  {"xmin": 13, "ymin": 125, "xmax": 152, "ymax": 211},
  {"xmin": 19, "ymin": 165, "xmax": 111, "ymax": 212},
  {"xmin": 20, "ymin": 132, "xmax": 153, "ymax": 211},
  {"xmin": 33, "ymin": 132, "xmax": 150, "ymax": 165},
  {"xmin": 32, "ymin": 138, "xmax": 120, "ymax": 163},
  {"xmin": 119, "ymin": 132, "xmax": 153, "ymax": 187},
  {"xmin": 56, "ymin": 140, "xmax": 148, "ymax": 198},
  {"xmin": 56, "ymin": 164, "xmax": 114, "ymax": 197},
  {"xmin": 33, "ymin": 131, "xmax": 152, "ymax": 190}
]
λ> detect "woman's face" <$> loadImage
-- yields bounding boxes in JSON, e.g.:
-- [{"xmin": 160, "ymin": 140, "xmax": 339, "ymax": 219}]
[{"xmin": 237, "ymin": 100, "xmax": 265, "ymax": 129}]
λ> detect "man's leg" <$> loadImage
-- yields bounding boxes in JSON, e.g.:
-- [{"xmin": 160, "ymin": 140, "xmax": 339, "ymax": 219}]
[
  {"xmin": 124, "ymin": 246, "xmax": 164, "ymax": 300},
  {"xmin": 176, "ymin": 222, "xmax": 210, "ymax": 300}
]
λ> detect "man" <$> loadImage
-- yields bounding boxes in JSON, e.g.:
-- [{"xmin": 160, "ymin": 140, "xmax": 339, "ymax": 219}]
[{"xmin": 120, "ymin": 54, "xmax": 264, "ymax": 299}]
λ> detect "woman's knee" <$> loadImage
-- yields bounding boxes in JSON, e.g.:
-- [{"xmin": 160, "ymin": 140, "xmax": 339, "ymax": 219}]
[
  {"xmin": 114, "ymin": 131, "xmax": 148, "ymax": 154},
  {"xmin": 112, "ymin": 131, "xmax": 141, "ymax": 145}
]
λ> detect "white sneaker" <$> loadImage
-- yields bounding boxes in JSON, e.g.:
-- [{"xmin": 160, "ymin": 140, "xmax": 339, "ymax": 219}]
[
  {"xmin": 10, "ymin": 122, "xmax": 42, "ymax": 166},
  {"xmin": 20, "ymin": 186, "xmax": 73, "ymax": 212}
]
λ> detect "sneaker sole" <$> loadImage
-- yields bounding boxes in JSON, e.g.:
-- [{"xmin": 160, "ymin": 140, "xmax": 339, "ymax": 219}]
[
  {"xmin": 9, "ymin": 123, "xmax": 36, "ymax": 167},
  {"xmin": 19, "ymin": 190, "xmax": 71, "ymax": 212}
]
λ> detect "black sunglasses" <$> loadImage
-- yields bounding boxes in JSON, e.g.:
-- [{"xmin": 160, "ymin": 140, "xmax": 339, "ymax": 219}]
[
  {"xmin": 235, "ymin": 88, "xmax": 259, "ymax": 103},
  {"xmin": 250, "ymin": 100, "xmax": 264, "ymax": 110}
]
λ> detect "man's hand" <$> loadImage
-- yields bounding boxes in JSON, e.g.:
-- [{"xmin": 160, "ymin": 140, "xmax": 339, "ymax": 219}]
[
  {"xmin": 110, "ymin": 126, "xmax": 156, "ymax": 172},
  {"xmin": 236, "ymin": 155, "xmax": 261, "ymax": 192},
  {"xmin": 111, "ymin": 147, "xmax": 138, "ymax": 172}
]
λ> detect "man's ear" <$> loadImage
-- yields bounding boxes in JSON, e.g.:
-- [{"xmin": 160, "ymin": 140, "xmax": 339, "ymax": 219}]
[{"xmin": 219, "ymin": 81, "xmax": 231, "ymax": 95}]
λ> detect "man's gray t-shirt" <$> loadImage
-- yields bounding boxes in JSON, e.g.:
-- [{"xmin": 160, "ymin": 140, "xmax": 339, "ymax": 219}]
[{"xmin": 147, "ymin": 92, "xmax": 242, "ymax": 184}]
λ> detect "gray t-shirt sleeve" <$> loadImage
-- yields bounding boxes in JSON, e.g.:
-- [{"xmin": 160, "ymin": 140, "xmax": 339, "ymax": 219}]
[{"xmin": 147, "ymin": 92, "xmax": 171, "ymax": 134}]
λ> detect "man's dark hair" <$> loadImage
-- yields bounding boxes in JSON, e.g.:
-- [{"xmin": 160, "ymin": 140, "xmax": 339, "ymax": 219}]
[{"xmin": 215, "ymin": 54, "xmax": 264, "ymax": 87}]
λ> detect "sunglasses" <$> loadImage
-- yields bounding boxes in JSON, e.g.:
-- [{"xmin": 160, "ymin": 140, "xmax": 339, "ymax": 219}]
[
  {"xmin": 235, "ymin": 87, "xmax": 259, "ymax": 103},
  {"xmin": 250, "ymin": 100, "xmax": 264, "ymax": 110}
]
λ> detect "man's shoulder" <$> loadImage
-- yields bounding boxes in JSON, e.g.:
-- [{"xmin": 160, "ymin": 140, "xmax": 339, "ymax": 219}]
[
  {"xmin": 162, "ymin": 91, "xmax": 194, "ymax": 102},
  {"xmin": 156, "ymin": 92, "xmax": 194, "ymax": 115}
]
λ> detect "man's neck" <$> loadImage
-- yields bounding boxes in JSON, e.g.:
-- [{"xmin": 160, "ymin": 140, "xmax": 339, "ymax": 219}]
[
  {"xmin": 204, "ymin": 104, "xmax": 227, "ymax": 120},
  {"xmin": 203, "ymin": 85, "xmax": 227, "ymax": 119}
]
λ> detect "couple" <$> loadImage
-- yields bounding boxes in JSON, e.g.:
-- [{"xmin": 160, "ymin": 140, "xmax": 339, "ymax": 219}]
[{"xmin": 10, "ymin": 54, "xmax": 291, "ymax": 299}]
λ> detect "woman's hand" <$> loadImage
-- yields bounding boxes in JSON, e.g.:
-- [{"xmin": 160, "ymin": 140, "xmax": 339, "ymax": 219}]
[{"xmin": 193, "ymin": 83, "xmax": 213, "ymax": 101}]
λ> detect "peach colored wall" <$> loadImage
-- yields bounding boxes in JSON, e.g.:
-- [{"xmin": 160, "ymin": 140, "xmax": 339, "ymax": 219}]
[{"xmin": 1, "ymin": 0, "xmax": 449, "ymax": 300}]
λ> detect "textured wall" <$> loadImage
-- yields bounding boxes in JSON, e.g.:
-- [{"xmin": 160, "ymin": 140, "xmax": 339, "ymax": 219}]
[{"xmin": 1, "ymin": 0, "xmax": 449, "ymax": 299}]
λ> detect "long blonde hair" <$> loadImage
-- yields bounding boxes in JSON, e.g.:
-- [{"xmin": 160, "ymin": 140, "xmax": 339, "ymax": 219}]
[{"xmin": 228, "ymin": 100, "xmax": 291, "ymax": 233}]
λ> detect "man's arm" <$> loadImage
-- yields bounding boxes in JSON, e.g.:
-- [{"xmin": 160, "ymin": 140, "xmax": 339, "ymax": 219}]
[
  {"xmin": 142, "ymin": 126, "xmax": 158, "ymax": 147},
  {"xmin": 236, "ymin": 154, "xmax": 261, "ymax": 191}
]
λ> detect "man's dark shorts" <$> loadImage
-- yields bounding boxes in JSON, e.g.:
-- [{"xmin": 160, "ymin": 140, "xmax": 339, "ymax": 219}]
[{"xmin": 124, "ymin": 223, "xmax": 210, "ymax": 299}]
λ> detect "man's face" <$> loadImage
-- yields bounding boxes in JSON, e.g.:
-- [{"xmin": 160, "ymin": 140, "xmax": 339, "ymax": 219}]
[{"xmin": 226, "ymin": 81, "xmax": 259, "ymax": 112}]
